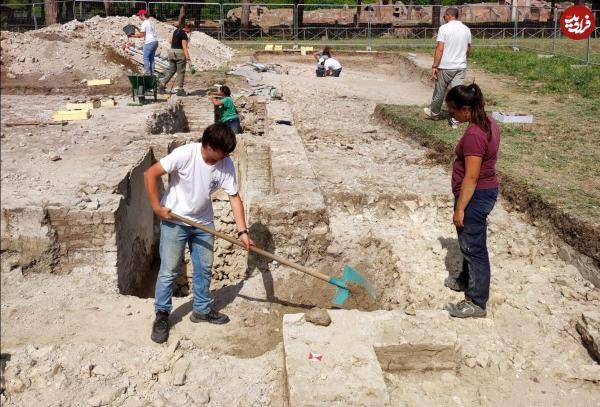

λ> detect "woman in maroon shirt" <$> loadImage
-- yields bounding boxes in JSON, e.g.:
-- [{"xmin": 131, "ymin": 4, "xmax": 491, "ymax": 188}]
[{"xmin": 444, "ymin": 84, "xmax": 500, "ymax": 318}]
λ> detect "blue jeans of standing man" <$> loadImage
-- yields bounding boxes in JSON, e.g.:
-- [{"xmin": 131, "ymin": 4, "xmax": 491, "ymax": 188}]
[
  {"xmin": 143, "ymin": 40, "xmax": 159, "ymax": 75},
  {"xmin": 155, "ymin": 220, "xmax": 215, "ymax": 315},
  {"xmin": 454, "ymin": 188, "xmax": 498, "ymax": 309}
]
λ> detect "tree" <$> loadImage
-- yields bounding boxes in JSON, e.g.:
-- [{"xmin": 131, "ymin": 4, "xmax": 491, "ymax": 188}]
[
  {"xmin": 432, "ymin": 0, "xmax": 441, "ymax": 30},
  {"xmin": 241, "ymin": 0, "xmax": 251, "ymax": 29},
  {"xmin": 354, "ymin": 0, "xmax": 363, "ymax": 28},
  {"xmin": 44, "ymin": 0, "xmax": 60, "ymax": 25},
  {"xmin": 179, "ymin": 4, "xmax": 187, "ymax": 27},
  {"xmin": 103, "ymin": 0, "xmax": 111, "ymax": 17},
  {"xmin": 294, "ymin": 0, "xmax": 305, "ymax": 27}
]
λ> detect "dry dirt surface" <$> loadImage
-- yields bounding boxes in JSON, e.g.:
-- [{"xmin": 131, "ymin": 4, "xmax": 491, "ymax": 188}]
[
  {"xmin": 1, "ymin": 51, "xmax": 599, "ymax": 406},
  {"xmin": 1, "ymin": 16, "xmax": 234, "ymax": 94}
]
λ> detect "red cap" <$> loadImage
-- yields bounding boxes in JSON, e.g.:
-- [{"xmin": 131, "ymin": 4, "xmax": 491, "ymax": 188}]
[{"xmin": 136, "ymin": 9, "xmax": 148, "ymax": 16}]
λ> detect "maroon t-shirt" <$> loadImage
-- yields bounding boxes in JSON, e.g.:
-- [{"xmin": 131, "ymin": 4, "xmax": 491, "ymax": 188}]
[{"xmin": 452, "ymin": 117, "xmax": 500, "ymax": 196}]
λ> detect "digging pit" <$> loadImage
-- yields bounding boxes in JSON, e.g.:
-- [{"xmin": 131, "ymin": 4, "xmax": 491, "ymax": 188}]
[{"xmin": 1, "ymin": 51, "xmax": 599, "ymax": 406}]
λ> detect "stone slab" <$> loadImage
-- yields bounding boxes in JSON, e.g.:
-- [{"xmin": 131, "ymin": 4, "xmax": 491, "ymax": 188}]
[
  {"xmin": 65, "ymin": 101, "xmax": 101, "ymax": 110},
  {"xmin": 283, "ymin": 310, "xmax": 460, "ymax": 406}
]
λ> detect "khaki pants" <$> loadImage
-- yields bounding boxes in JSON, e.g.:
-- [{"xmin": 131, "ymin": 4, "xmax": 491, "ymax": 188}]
[
  {"xmin": 430, "ymin": 68, "xmax": 466, "ymax": 115},
  {"xmin": 161, "ymin": 49, "xmax": 187, "ymax": 89}
]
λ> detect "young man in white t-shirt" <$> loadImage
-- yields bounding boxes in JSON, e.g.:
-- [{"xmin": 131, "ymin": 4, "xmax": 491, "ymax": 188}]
[
  {"xmin": 424, "ymin": 7, "xmax": 471, "ymax": 129},
  {"xmin": 128, "ymin": 9, "xmax": 159, "ymax": 75},
  {"xmin": 144, "ymin": 123, "xmax": 254, "ymax": 343}
]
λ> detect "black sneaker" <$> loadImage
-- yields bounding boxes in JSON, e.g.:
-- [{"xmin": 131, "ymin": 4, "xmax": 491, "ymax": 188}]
[
  {"xmin": 175, "ymin": 89, "xmax": 187, "ymax": 97},
  {"xmin": 444, "ymin": 276, "xmax": 466, "ymax": 292},
  {"xmin": 445, "ymin": 298, "xmax": 487, "ymax": 318},
  {"xmin": 190, "ymin": 309, "xmax": 230, "ymax": 324},
  {"xmin": 151, "ymin": 311, "xmax": 170, "ymax": 343}
]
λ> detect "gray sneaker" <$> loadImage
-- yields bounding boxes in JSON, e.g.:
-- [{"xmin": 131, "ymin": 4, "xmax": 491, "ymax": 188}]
[
  {"xmin": 445, "ymin": 299, "xmax": 486, "ymax": 318},
  {"xmin": 448, "ymin": 117, "xmax": 460, "ymax": 129},
  {"xmin": 444, "ymin": 276, "xmax": 466, "ymax": 292}
]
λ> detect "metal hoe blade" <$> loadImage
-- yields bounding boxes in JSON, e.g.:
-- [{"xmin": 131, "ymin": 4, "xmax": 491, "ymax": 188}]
[{"xmin": 330, "ymin": 265, "xmax": 377, "ymax": 307}]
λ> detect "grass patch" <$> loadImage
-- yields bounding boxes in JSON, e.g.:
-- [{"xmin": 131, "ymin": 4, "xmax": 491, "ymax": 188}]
[
  {"xmin": 375, "ymin": 104, "xmax": 600, "ymax": 261},
  {"xmin": 470, "ymin": 48, "xmax": 600, "ymax": 98}
]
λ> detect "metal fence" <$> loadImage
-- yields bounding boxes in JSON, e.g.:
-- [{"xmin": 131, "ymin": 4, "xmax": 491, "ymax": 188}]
[{"xmin": 1, "ymin": 1, "xmax": 598, "ymax": 64}]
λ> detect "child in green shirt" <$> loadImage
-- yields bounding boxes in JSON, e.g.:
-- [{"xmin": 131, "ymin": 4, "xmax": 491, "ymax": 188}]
[{"xmin": 209, "ymin": 86, "xmax": 242, "ymax": 134}]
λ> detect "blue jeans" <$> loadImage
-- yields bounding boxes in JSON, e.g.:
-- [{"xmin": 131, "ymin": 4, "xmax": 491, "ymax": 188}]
[
  {"xmin": 454, "ymin": 188, "xmax": 498, "ymax": 309},
  {"xmin": 143, "ymin": 41, "xmax": 159, "ymax": 75},
  {"xmin": 224, "ymin": 118, "xmax": 242, "ymax": 134},
  {"xmin": 155, "ymin": 220, "xmax": 215, "ymax": 315}
]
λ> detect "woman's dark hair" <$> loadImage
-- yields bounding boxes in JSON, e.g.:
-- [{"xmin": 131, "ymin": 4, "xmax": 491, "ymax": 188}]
[
  {"xmin": 201, "ymin": 123, "xmax": 236, "ymax": 154},
  {"xmin": 220, "ymin": 85, "xmax": 231, "ymax": 97},
  {"xmin": 445, "ymin": 83, "xmax": 491, "ymax": 139}
]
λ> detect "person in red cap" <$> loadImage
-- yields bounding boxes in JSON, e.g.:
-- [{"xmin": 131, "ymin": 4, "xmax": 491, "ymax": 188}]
[{"xmin": 127, "ymin": 9, "xmax": 159, "ymax": 75}]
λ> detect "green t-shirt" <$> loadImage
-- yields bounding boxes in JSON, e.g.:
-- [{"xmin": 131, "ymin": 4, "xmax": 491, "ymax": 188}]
[{"xmin": 219, "ymin": 96, "xmax": 238, "ymax": 123}]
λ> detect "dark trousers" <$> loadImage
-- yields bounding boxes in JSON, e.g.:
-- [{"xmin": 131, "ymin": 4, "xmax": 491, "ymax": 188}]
[{"xmin": 454, "ymin": 188, "xmax": 498, "ymax": 309}]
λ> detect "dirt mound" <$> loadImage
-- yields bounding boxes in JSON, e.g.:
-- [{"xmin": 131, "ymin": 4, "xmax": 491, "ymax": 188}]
[{"xmin": 1, "ymin": 16, "xmax": 234, "ymax": 81}]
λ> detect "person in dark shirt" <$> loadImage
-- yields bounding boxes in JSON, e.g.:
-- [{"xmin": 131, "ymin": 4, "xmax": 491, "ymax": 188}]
[
  {"xmin": 443, "ymin": 83, "xmax": 500, "ymax": 319},
  {"xmin": 159, "ymin": 22, "xmax": 193, "ymax": 97}
]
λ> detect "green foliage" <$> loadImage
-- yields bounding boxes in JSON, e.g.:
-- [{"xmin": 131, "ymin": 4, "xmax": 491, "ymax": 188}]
[{"xmin": 470, "ymin": 48, "xmax": 600, "ymax": 99}]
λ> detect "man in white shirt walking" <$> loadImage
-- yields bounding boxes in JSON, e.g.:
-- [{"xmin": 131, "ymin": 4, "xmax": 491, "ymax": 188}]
[
  {"xmin": 424, "ymin": 7, "xmax": 471, "ymax": 129},
  {"xmin": 128, "ymin": 9, "xmax": 159, "ymax": 75},
  {"xmin": 144, "ymin": 123, "xmax": 255, "ymax": 344}
]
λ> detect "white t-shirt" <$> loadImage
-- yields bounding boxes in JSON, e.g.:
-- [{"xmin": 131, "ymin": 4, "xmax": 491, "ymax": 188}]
[
  {"xmin": 141, "ymin": 19, "xmax": 158, "ymax": 44},
  {"xmin": 324, "ymin": 58, "xmax": 342, "ymax": 71},
  {"xmin": 437, "ymin": 20, "xmax": 471, "ymax": 70},
  {"xmin": 159, "ymin": 143, "xmax": 238, "ymax": 225}
]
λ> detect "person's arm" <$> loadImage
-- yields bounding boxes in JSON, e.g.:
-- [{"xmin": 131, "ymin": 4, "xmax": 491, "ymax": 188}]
[
  {"xmin": 182, "ymin": 38, "xmax": 191, "ymax": 61},
  {"xmin": 210, "ymin": 97, "xmax": 224, "ymax": 106},
  {"xmin": 432, "ymin": 41, "xmax": 444, "ymax": 80},
  {"xmin": 229, "ymin": 193, "xmax": 254, "ymax": 250},
  {"xmin": 312, "ymin": 51, "xmax": 320, "ymax": 61},
  {"xmin": 144, "ymin": 162, "xmax": 172, "ymax": 220},
  {"xmin": 466, "ymin": 43, "xmax": 471, "ymax": 58},
  {"xmin": 453, "ymin": 155, "xmax": 482, "ymax": 227}
]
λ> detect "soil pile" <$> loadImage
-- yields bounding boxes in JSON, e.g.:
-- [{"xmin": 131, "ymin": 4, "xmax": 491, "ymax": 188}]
[{"xmin": 1, "ymin": 16, "xmax": 234, "ymax": 80}]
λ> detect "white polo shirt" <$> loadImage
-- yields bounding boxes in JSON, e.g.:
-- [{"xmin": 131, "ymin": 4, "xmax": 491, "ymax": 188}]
[
  {"xmin": 437, "ymin": 20, "xmax": 471, "ymax": 70},
  {"xmin": 324, "ymin": 58, "xmax": 342, "ymax": 71}
]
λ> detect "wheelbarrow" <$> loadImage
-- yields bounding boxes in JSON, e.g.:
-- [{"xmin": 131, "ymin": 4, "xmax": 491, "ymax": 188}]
[{"xmin": 127, "ymin": 74, "xmax": 159, "ymax": 105}]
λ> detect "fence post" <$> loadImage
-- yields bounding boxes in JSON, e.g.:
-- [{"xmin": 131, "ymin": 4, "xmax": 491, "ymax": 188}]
[
  {"xmin": 512, "ymin": 4, "xmax": 517, "ymax": 49},
  {"xmin": 552, "ymin": 6, "xmax": 557, "ymax": 55},
  {"xmin": 33, "ymin": 1, "xmax": 38, "ymax": 29},
  {"xmin": 293, "ymin": 4, "xmax": 298, "ymax": 49},
  {"xmin": 587, "ymin": 35, "xmax": 591, "ymax": 64},
  {"xmin": 367, "ymin": 7, "xmax": 372, "ymax": 51}
]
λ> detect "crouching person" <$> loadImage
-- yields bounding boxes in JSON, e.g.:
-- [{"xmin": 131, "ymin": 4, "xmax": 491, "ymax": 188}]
[
  {"xmin": 209, "ymin": 86, "xmax": 242, "ymax": 134},
  {"xmin": 144, "ymin": 123, "xmax": 254, "ymax": 343}
]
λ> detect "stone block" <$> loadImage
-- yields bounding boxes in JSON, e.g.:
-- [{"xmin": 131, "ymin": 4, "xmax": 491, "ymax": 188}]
[
  {"xmin": 575, "ymin": 311, "xmax": 600, "ymax": 363},
  {"xmin": 264, "ymin": 44, "xmax": 274, "ymax": 51},
  {"xmin": 100, "ymin": 99, "xmax": 117, "ymax": 107},
  {"xmin": 87, "ymin": 78, "xmax": 112, "ymax": 86},
  {"xmin": 52, "ymin": 109, "xmax": 91, "ymax": 122}
]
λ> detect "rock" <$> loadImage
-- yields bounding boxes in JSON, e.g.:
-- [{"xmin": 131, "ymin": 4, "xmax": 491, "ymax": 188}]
[
  {"xmin": 558, "ymin": 245, "xmax": 572, "ymax": 262},
  {"xmin": 304, "ymin": 308, "xmax": 331, "ymax": 326},
  {"xmin": 464, "ymin": 357, "xmax": 477, "ymax": 368},
  {"xmin": 189, "ymin": 389, "xmax": 210, "ymax": 405},
  {"xmin": 7, "ymin": 73, "xmax": 16, "ymax": 79},
  {"xmin": 476, "ymin": 351, "xmax": 490, "ymax": 368},
  {"xmin": 49, "ymin": 153, "xmax": 61, "ymax": 161},
  {"xmin": 575, "ymin": 311, "xmax": 600, "ymax": 362},
  {"xmin": 569, "ymin": 365, "xmax": 600, "ymax": 382},
  {"xmin": 39, "ymin": 75, "xmax": 47, "ymax": 81},
  {"xmin": 87, "ymin": 385, "xmax": 126, "ymax": 406},
  {"xmin": 18, "ymin": 56, "xmax": 25, "ymax": 62},
  {"xmin": 171, "ymin": 358, "xmax": 190, "ymax": 386}
]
